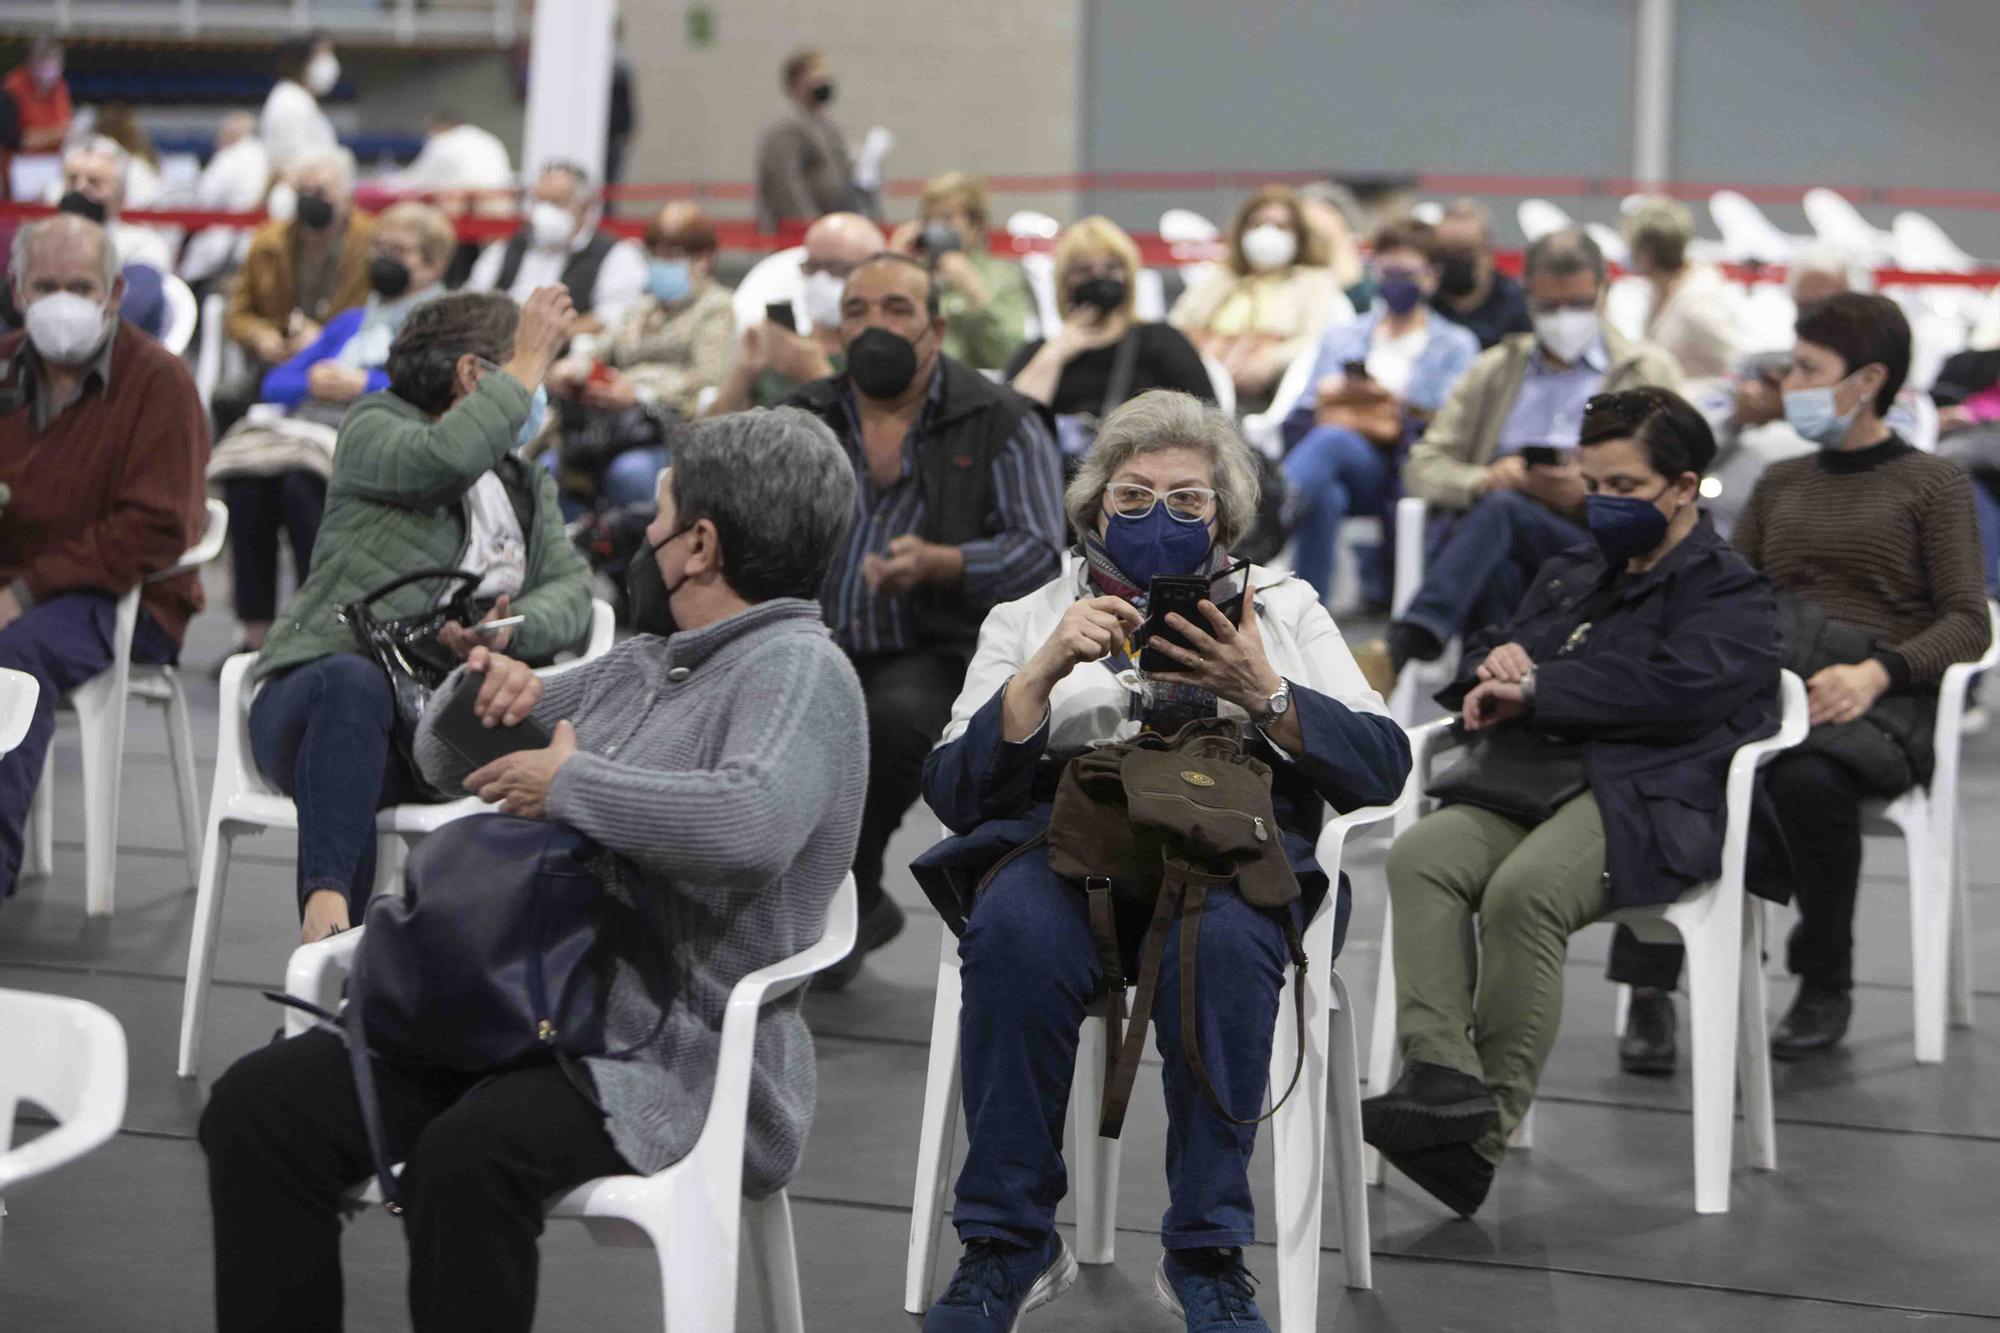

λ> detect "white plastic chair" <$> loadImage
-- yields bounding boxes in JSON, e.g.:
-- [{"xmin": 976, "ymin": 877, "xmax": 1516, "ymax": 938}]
[
  {"xmin": 1004, "ymin": 209, "xmax": 1060, "ymax": 242},
  {"xmin": 22, "ymin": 499, "xmax": 228, "ymax": 915},
  {"xmin": 283, "ymin": 874, "xmax": 857, "ymax": 1333},
  {"xmin": 1516, "ymin": 199, "xmax": 1573, "ymax": 244},
  {"xmin": 1158, "ymin": 208, "xmax": 1220, "ymax": 245},
  {"xmin": 1802, "ymin": 188, "xmax": 1893, "ymax": 268},
  {"xmin": 159, "ymin": 274, "xmax": 199, "ymax": 357},
  {"xmin": 1863, "ymin": 600, "xmax": 2000, "ymax": 1064},
  {"xmin": 1133, "ymin": 267, "xmax": 1167, "ymax": 323},
  {"xmin": 1240, "ymin": 340, "xmax": 1321, "ymax": 460},
  {"xmin": 0, "ymin": 989, "xmax": 129, "ymax": 1264},
  {"xmin": 195, "ymin": 291, "xmax": 229, "ymax": 410},
  {"xmin": 0, "ymin": 669, "xmax": 37, "ymax": 758},
  {"xmin": 174, "ymin": 598, "xmax": 616, "ymax": 1077},
  {"xmin": 1890, "ymin": 212, "xmax": 1979, "ymax": 275},
  {"xmin": 730, "ymin": 246, "xmax": 808, "ymax": 335},
  {"xmin": 903, "ymin": 804, "xmax": 1401, "ymax": 1331},
  {"xmin": 1368, "ymin": 672, "xmax": 1808, "ymax": 1214},
  {"xmin": 1585, "ymin": 222, "xmax": 1630, "ymax": 268},
  {"xmin": 1708, "ymin": 191, "xmax": 1802, "ymax": 265},
  {"xmin": 1199, "ymin": 351, "xmax": 1237, "ymax": 418},
  {"xmin": 1387, "ymin": 496, "xmax": 1458, "ymax": 728}
]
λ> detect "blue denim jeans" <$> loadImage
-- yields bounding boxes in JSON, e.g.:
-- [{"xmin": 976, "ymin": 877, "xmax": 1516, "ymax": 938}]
[
  {"xmin": 600, "ymin": 445, "xmax": 672, "ymax": 511},
  {"xmin": 1973, "ymin": 474, "xmax": 2000, "ymax": 599},
  {"xmin": 1401, "ymin": 491, "xmax": 1585, "ymax": 648},
  {"xmin": 1281, "ymin": 425, "xmax": 1395, "ymax": 607},
  {"xmin": 952, "ymin": 843, "xmax": 1302, "ymax": 1251},
  {"xmin": 0, "ymin": 593, "xmax": 176, "ymax": 896},
  {"xmin": 248, "ymin": 653, "xmax": 427, "ymax": 915}
]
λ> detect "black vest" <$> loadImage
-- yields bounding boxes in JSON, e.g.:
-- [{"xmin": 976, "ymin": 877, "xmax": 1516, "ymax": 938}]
[
  {"xmin": 494, "ymin": 229, "xmax": 618, "ymax": 315},
  {"xmin": 790, "ymin": 356, "xmax": 1040, "ymax": 655}
]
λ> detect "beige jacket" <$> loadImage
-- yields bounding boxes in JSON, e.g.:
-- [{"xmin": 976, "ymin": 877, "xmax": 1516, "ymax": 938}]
[{"xmin": 1403, "ymin": 325, "xmax": 1682, "ymax": 511}]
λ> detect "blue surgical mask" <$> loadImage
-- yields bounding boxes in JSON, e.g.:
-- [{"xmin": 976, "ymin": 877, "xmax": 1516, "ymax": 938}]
[
  {"xmin": 1782, "ymin": 377, "xmax": 1861, "ymax": 448},
  {"xmin": 517, "ymin": 384, "xmax": 549, "ymax": 446},
  {"xmin": 1585, "ymin": 487, "xmax": 1672, "ymax": 564},
  {"xmin": 1103, "ymin": 505, "xmax": 1213, "ymax": 589},
  {"xmin": 647, "ymin": 258, "xmax": 692, "ymax": 304}
]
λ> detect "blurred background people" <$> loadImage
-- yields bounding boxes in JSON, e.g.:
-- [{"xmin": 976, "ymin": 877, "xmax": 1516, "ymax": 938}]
[
  {"xmin": 755, "ymin": 48, "xmax": 854, "ymax": 230},
  {"xmin": 259, "ymin": 32, "xmax": 340, "ymax": 184},
  {"xmin": 467, "ymin": 159, "xmax": 646, "ymax": 335},
  {"xmin": 1623, "ymin": 195, "xmax": 1743, "ymax": 385},
  {"xmin": 710, "ymin": 210, "xmax": 885, "ymax": 414},
  {"xmin": 889, "ymin": 171, "xmax": 1033, "ymax": 373},
  {"xmin": 1430, "ymin": 199, "xmax": 1534, "ymax": 352}
]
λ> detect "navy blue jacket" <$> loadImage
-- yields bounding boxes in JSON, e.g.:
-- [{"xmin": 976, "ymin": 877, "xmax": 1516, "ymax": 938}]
[{"xmin": 1442, "ymin": 515, "xmax": 1784, "ymax": 909}]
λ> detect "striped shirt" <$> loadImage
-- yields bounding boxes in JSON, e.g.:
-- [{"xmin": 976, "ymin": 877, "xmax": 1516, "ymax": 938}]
[{"xmin": 819, "ymin": 365, "xmax": 1066, "ymax": 656}]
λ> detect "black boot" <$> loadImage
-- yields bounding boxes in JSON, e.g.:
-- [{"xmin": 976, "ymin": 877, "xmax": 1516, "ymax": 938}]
[
  {"xmin": 1384, "ymin": 1141, "xmax": 1495, "ymax": 1218},
  {"xmin": 1770, "ymin": 982, "xmax": 1852, "ymax": 1060},
  {"xmin": 1362, "ymin": 1061, "xmax": 1499, "ymax": 1153},
  {"xmin": 1618, "ymin": 987, "xmax": 1678, "ymax": 1076}
]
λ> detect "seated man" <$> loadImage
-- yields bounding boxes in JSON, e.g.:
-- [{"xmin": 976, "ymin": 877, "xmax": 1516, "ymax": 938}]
[
  {"xmin": 888, "ymin": 171, "xmax": 1034, "ymax": 373},
  {"xmin": 709, "ymin": 210, "xmax": 883, "ymax": 414},
  {"xmin": 219, "ymin": 147, "xmax": 376, "ymax": 433},
  {"xmin": 788, "ymin": 251, "xmax": 1065, "ymax": 987},
  {"xmin": 467, "ymin": 159, "xmax": 648, "ymax": 336},
  {"xmin": 0, "ymin": 216, "xmax": 210, "ymax": 898},
  {"xmin": 1429, "ymin": 199, "xmax": 1534, "ymax": 352},
  {"xmin": 53, "ymin": 135, "xmax": 173, "ymax": 338},
  {"xmin": 199, "ymin": 408, "xmax": 868, "ymax": 1333},
  {"xmin": 1367, "ymin": 229, "xmax": 1681, "ymax": 690}
]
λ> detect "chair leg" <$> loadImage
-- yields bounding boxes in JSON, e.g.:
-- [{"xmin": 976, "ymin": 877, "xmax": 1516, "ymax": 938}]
[
  {"xmin": 23, "ymin": 776, "xmax": 53, "ymax": 879},
  {"xmin": 1070, "ymin": 1015, "xmax": 1120, "ymax": 1266},
  {"xmin": 1683, "ymin": 908, "xmax": 1743, "ymax": 1215},
  {"xmin": 160, "ymin": 675, "xmax": 202, "ymax": 885},
  {"xmin": 1364, "ymin": 899, "xmax": 1397, "ymax": 1187},
  {"xmin": 654, "ymin": 1218, "xmax": 734, "ymax": 1333},
  {"xmin": 903, "ymin": 951, "xmax": 965, "ymax": 1315},
  {"xmin": 373, "ymin": 834, "xmax": 408, "ymax": 900},
  {"xmin": 746, "ymin": 1192, "xmax": 805, "ymax": 1333},
  {"xmin": 73, "ymin": 676, "xmax": 128, "ymax": 917},
  {"xmin": 1949, "ymin": 821, "xmax": 1976, "ymax": 1030},
  {"xmin": 1326, "ymin": 973, "xmax": 1372, "ymax": 1291},
  {"xmin": 1905, "ymin": 810, "xmax": 1949, "ymax": 1064},
  {"xmin": 1270, "ymin": 962, "xmax": 1327, "ymax": 1332},
  {"xmin": 1613, "ymin": 981, "xmax": 1632, "ymax": 1037},
  {"xmin": 1738, "ymin": 900, "xmax": 1777, "ymax": 1173},
  {"xmin": 176, "ymin": 821, "xmax": 236, "ymax": 1078}
]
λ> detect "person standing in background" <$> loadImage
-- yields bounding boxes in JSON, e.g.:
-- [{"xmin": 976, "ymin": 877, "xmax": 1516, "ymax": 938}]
[
  {"xmin": 3, "ymin": 39, "xmax": 72, "ymax": 202},
  {"xmin": 754, "ymin": 49, "xmax": 854, "ymax": 231},
  {"xmin": 259, "ymin": 33, "xmax": 340, "ymax": 184}
]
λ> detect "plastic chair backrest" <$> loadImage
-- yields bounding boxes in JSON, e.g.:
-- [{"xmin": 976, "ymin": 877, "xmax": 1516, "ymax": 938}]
[
  {"xmin": 195, "ymin": 291, "xmax": 228, "ymax": 409},
  {"xmin": 1802, "ymin": 188, "xmax": 1888, "ymax": 262},
  {"xmin": 0, "ymin": 990, "xmax": 128, "ymax": 1194},
  {"xmin": 1517, "ymin": 199, "xmax": 1572, "ymax": 244},
  {"xmin": 1004, "ymin": 210, "xmax": 1060, "ymax": 241},
  {"xmin": 160, "ymin": 275, "xmax": 200, "ymax": 357},
  {"xmin": 1891, "ymin": 211, "xmax": 1977, "ymax": 274},
  {"xmin": 1708, "ymin": 191, "xmax": 1795, "ymax": 264},
  {"xmin": 0, "ymin": 668, "xmax": 38, "ymax": 757},
  {"xmin": 1158, "ymin": 208, "xmax": 1219, "ymax": 244},
  {"xmin": 1199, "ymin": 352, "xmax": 1236, "ymax": 417},
  {"xmin": 731, "ymin": 247, "xmax": 808, "ymax": 335}
]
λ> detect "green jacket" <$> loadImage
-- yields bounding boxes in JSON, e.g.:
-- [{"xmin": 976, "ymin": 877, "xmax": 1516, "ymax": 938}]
[
  {"xmin": 941, "ymin": 248, "xmax": 1033, "ymax": 372},
  {"xmin": 253, "ymin": 370, "xmax": 593, "ymax": 683}
]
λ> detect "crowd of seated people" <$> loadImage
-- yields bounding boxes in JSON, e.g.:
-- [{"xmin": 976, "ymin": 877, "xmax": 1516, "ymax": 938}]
[{"xmin": 887, "ymin": 171, "xmax": 1034, "ymax": 374}]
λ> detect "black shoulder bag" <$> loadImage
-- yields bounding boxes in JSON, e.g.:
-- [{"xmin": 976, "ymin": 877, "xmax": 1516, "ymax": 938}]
[{"xmin": 339, "ymin": 567, "xmax": 483, "ymax": 800}]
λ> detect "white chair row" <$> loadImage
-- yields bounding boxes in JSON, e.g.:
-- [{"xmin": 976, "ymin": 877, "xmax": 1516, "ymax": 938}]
[
  {"xmin": 903, "ymin": 799, "xmax": 1402, "ymax": 1332},
  {"xmin": 0, "ymin": 989, "xmax": 129, "ymax": 1265},
  {"xmin": 175, "ymin": 599, "xmax": 616, "ymax": 1077},
  {"xmin": 22, "ymin": 498, "xmax": 230, "ymax": 917},
  {"xmin": 281, "ymin": 873, "xmax": 858, "ymax": 1333}
]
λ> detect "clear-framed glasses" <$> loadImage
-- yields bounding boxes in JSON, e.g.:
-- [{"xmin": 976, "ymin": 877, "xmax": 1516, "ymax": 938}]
[{"xmin": 1104, "ymin": 483, "xmax": 1217, "ymax": 524}]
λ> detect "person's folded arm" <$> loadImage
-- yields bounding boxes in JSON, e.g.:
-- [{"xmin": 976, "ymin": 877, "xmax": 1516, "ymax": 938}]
[
  {"xmin": 954, "ymin": 411, "xmax": 1066, "ymax": 609},
  {"xmin": 258, "ymin": 311, "xmax": 358, "ymax": 406},
  {"xmin": 332, "ymin": 366, "xmax": 529, "ymax": 509}
]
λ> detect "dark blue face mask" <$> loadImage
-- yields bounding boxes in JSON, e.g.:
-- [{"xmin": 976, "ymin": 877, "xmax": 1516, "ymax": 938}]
[
  {"xmin": 1584, "ymin": 486, "xmax": 1673, "ymax": 564},
  {"xmin": 1102, "ymin": 504, "xmax": 1213, "ymax": 588}
]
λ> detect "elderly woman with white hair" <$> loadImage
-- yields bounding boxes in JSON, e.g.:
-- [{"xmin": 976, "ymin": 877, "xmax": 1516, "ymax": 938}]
[{"xmin": 912, "ymin": 389, "xmax": 1410, "ymax": 1333}]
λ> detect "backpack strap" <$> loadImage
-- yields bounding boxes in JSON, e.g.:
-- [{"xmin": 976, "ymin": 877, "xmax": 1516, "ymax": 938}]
[
  {"xmin": 1178, "ymin": 877, "xmax": 1309, "ymax": 1129},
  {"xmin": 1096, "ymin": 868, "xmax": 1183, "ymax": 1138}
]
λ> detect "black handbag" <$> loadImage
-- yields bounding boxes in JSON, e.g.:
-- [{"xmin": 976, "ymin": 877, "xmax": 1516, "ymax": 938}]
[
  {"xmin": 339, "ymin": 567, "xmax": 483, "ymax": 800},
  {"xmin": 1426, "ymin": 724, "xmax": 1591, "ymax": 826},
  {"xmin": 271, "ymin": 814, "xmax": 669, "ymax": 1211}
]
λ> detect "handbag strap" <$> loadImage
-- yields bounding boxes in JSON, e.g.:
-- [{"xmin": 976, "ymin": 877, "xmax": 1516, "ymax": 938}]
[
  {"xmin": 1096, "ymin": 869, "xmax": 1182, "ymax": 1139},
  {"xmin": 347, "ymin": 566, "xmax": 483, "ymax": 617},
  {"xmin": 1177, "ymin": 868, "xmax": 1309, "ymax": 1129},
  {"xmin": 336, "ymin": 943, "xmax": 409, "ymax": 1213},
  {"xmin": 1097, "ymin": 328, "xmax": 1142, "ymax": 421}
]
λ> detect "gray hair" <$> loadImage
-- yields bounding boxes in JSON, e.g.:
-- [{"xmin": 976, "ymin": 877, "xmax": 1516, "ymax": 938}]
[
  {"xmin": 1065, "ymin": 390, "xmax": 1259, "ymax": 551},
  {"xmin": 669, "ymin": 407, "xmax": 857, "ymax": 603},
  {"xmin": 63, "ymin": 134, "xmax": 131, "ymax": 192},
  {"xmin": 1523, "ymin": 226, "xmax": 1606, "ymax": 288},
  {"xmin": 1787, "ymin": 242, "xmax": 1874, "ymax": 296},
  {"xmin": 10, "ymin": 215, "xmax": 118, "ymax": 294},
  {"xmin": 295, "ymin": 147, "xmax": 357, "ymax": 197},
  {"xmin": 536, "ymin": 159, "xmax": 593, "ymax": 200}
]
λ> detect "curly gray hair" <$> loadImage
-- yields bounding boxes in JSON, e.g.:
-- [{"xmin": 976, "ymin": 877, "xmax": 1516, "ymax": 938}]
[{"xmin": 1064, "ymin": 390, "xmax": 1260, "ymax": 550}]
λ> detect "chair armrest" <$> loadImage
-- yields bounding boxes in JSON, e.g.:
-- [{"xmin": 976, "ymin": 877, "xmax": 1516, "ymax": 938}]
[{"xmin": 283, "ymin": 927, "xmax": 365, "ymax": 1035}]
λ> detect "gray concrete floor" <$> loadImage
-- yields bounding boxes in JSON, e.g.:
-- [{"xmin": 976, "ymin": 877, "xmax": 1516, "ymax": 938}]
[{"xmin": 5, "ymin": 604, "xmax": 2000, "ymax": 1331}]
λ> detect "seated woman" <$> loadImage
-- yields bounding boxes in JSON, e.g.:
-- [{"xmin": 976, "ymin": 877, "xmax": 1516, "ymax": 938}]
[
  {"xmin": 889, "ymin": 170, "xmax": 1035, "ymax": 373},
  {"xmin": 200, "ymin": 408, "xmax": 867, "ymax": 1333},
  {"xmin": 1365, "ymin": 388, "xmax": 1783, "ymax": 1217},
  {"xmin": 246, "ymin": 287, "xmax": 592, "ymax": 945},
  {"xmin": 546, "ymin": 201, "xmax": 737, "ymax": 511},
  {"xmin": 1005, "ymin": 216, "xmax": 1214, "ymax": 469},
  {"xmin": 1278, "ymin": 216, "xmax": 1480, "ymax": 611},
  {"xmin": 1622, "ymin": 196, "xmax": 1742, "ymax": 386},
  {"xmin": 1168, "ymin": 184, "xmax": 1353, "ymax": 411},
  {"xmin": 210, "ymin": 200, "xmax": 455, "ymax": 654},
  {"xmin": 1607, "ymin": 294, "xmax": 1994, "ymax": 1066},
  {"xmin": 915, "ymin": 390, "xmax": 1409, "ymax": 1333}
]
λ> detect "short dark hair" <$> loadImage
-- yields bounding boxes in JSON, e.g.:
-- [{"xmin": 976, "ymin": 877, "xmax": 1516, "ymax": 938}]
[
  {"xmin": 849, "ymin": 252, "xmax": 942, "ymax": 318},
  {"xmin": 1523, "ymin": 227, "xmax": 1606, "ymax": 288},
  {"xmin": 276, "ymin": 35, "xmax": 318, "ymax": 81},
  {"xmin": 1579, "ymin": 387, "xmax": 1717, "ymax": 478},
  {"xmin": 1794, "ymin": 292, "xmax": 1910, "ymax": 417},
  {"xmin": 386, "ymin": 292, "xmax": 518, "ymax": 415},
  {"xmin": 781, "ymin": 48, "xmax": 822, "ymax": 91},
  {"xmin": 1370, "ymin": 216, "xmax": 1441, "ymax": 267},
  {"xmin": 668, "ymin": 408, "xmax": 857, "ymax": 602}
]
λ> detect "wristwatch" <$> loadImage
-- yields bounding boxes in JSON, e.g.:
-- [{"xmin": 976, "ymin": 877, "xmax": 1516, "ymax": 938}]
[
  {"xmin": 1518, "ymin": 668, "xmax": 1537, "ymax": 705},
  {"xmin": 1259, "ymin": 679, "xmax": 1293, "ymax": 723}
]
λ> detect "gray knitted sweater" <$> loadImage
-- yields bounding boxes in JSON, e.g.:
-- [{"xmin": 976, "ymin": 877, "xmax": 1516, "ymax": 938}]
[{"xmin": 412, "ymin": 599, "xmax": 866, "ymax": 1194}]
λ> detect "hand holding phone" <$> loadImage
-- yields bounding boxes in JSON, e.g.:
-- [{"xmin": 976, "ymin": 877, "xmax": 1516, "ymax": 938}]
[
  {"xmin": 1520, "ymin": 445, "xmax": 1563, "ymax": 469},
  {"xmin": 1138, "ymin": 567, "xmax": 1249, "ymax": 672},
  {"xmin": 433, "ymin": 668, "xmax": 553, "ymax": 771},
  {"xmin": 765, "ymin": 300, "xmax": 798, "ymax": 332}
]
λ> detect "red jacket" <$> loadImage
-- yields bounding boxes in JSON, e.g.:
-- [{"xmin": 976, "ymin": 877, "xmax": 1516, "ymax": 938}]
[{"xmin": 0, "ymin": 322, "xmax": 211, "ymax": 642}]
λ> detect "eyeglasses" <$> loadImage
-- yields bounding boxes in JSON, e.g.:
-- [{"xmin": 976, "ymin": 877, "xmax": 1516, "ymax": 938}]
[{"xmin": 1104, "ymin": 483, "xmax": 1217, "ymax": 524}]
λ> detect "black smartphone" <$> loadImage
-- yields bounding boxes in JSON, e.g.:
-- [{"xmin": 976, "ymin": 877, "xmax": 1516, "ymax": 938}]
[
  {"xmin": 432, "ymin": 672, "xmax": 554, "ymax": 771},
  {"xmin": 764, "ymin": 300, "xmax": 797, "ymax": 330},
  {"xmin": 1520, "ymin": 445, "xmax": 1563, "ymax": 469},
  {"xmin": 1341, "ymin": 359, "xmax": 1370, "ymax": 380},
  {"xmin": 1138, "ymin": 565, "xmax": 1250, "ymax": 672}
]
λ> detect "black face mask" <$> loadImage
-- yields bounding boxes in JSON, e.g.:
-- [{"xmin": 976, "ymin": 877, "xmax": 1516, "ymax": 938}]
[
  {"xmin": 1072, "ymin": 276, "xmax": 1127, "ymax": 316},
  {"xmin": 368, "ymin": 256, "xmax": 412, "ymax": 299},
  {"xmin": 810, "ymin": 80, "xmax": 835, "ymax": 105},
  {"xmin": 1437, "ymin": 252, "xmax": 1479, "ymax": 299},
  {"xmin": 296, "ymin": 192, "xmax": 335, "ymax": 230},
  {"xmin": 624, "ymin": 529, "xmax": 689, "ymax": 637},
  {"xmin": 847, "ymin": 326, "xmax": 922, "ymax": 399},
  {"xmin": 57, "ymin": 191, "xmax": 108, "ymax": 225}
]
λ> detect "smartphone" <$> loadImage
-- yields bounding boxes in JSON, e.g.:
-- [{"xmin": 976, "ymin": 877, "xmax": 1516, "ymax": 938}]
[
  {"xmin": 765, "ymin": 300, "xmax": 797, "ymax": 331},
  {"xmin": 432, "ymin": 671, "xmax": 553, "ymax": 771},
  {"xmin": 1520, "ymin": 445, "xmax": 1563, "ymax": 469},
  {"xmin": 1341, "ymin": 359, "xmax": 1370, "ymax": 381},
  {"xmin": 1138, "ymin": 565, "xmax": 1250, "ymax": 672}
]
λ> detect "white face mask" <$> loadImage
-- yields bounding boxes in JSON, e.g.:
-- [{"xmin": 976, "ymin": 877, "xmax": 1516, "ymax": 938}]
[
  {"xmin": 529, "ymin": 201, "xmax": 575, "ymax": 251},
  {"xmin": 24, "ymin": 291, "xmax": 112, "ymax": 366},
  {"xmin": 1241, "ymin": 223, "xmax": 1298, "ymax": 272},
  {"xmin": 1533, "ymin": 308, "xmax": 1600, "ymax": 364},
  {"xmin": 803, "ymin": 269, "xmax": 845, "ymax": 330},
  {"xmin": 305, "ymin": 51, "xmax": 340, "ymax": 96}
]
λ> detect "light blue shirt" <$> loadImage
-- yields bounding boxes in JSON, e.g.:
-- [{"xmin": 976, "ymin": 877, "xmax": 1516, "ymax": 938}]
[
  {"xmin": 1494, "ymin": 336, "xmax": 1611, "ymax": 453},
  {"xmin": 1280, "ymin": 307, "xmax": 1481, "ymax": 448}
]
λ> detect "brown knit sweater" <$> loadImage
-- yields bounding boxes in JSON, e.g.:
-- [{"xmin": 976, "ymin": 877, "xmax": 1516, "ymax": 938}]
[{"xmin": 1735, "ymin": 435, "xmax": 1991, "ymax": 686}]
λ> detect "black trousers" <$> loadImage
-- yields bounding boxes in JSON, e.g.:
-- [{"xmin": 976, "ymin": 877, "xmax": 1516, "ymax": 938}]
[
  {"xmin": 1608, "ymin": 749, "xmax": 1871, "ymax": 993},
  {"xmin": 200, "ymin": 1030, "xmax": 629, "ymax": 1333},
  {"xmin": 222, "ymin": 471, "xmax": 329, "ymax": 623},
  {"xmin": 849, "ymin": 646, "xmax": 969, "ymax": 915}
]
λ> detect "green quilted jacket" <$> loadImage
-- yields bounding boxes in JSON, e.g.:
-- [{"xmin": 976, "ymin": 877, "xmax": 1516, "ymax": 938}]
[{"xmin": 252, "ymin": 369, "xmax": 593, "ymax": 683}]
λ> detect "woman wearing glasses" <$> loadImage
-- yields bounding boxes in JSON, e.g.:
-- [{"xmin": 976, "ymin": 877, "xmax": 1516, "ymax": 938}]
[{"xmin": 911, "ymin": 390, "xmax": 1409, "ymax": 1333}]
